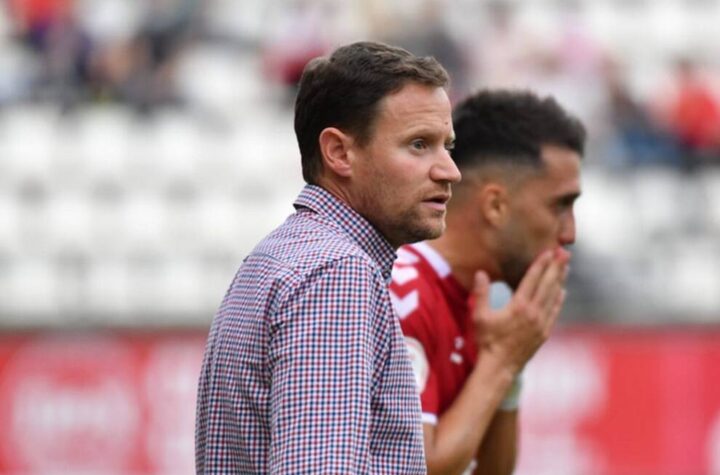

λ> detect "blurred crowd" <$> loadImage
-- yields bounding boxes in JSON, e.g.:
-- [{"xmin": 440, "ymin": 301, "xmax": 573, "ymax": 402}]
[
  {"xmin": 2, "ymin": 0, "xmax": 720, "ymax": 170},
  {"xmin": 1, "ymin": 0, "xmax": 720, "ymax": 326},
  {"xmin": 3, "ymin": 0, "xmax": 203, "ymax": 111}
]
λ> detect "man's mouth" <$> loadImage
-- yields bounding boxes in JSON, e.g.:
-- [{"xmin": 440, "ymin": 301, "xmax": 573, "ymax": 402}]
[
  {"xmin": 423, "ymin": 194, "xmax": 451, "ymax": 209},
  {"xmin": 427, "ymin": 192, "xmax": 450, "ymax": 203}
]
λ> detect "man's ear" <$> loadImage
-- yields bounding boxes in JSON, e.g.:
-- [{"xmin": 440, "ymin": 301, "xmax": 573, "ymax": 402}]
[
  {"xmin": 318, "ymin": 127, "xmax": 355, "ymax": 178},
  {"xmin": 478, "ymin": 182, "xmax": 510, "ymax": 227}
]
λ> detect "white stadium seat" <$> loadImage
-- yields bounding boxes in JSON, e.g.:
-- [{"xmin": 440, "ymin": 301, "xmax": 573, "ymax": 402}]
[
  {"xmin": 574, "ymin": 168, "xmax": 643, "ymax": 258},
  {"xmin": 699, "ymin": 169, "xmax": 720, "ymax": 233},
  {"xmin": 0, "ymin": 258, "xmax": 60, "ymax": 323},
  {"xmin": 631, "ymin": 167, "xmax": 685, "ymax": 237}
]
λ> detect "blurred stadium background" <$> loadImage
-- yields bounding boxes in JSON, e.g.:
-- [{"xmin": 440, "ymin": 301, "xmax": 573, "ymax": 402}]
[{"xmin": 0, "ymin": 0, "xmax": 718, "ymax": 473}]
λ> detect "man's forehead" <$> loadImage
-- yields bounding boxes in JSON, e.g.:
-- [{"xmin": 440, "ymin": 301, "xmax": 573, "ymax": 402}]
[{"xmin": 379, "ymin": 83, "xmax": 451, "ymax": 118}]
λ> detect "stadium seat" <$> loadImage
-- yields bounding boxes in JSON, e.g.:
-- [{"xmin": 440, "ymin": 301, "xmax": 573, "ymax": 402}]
[
  {"xmin": 153, "ymin": 258, "xmax": 206, "ymax": 321},
  {"xmin": 122, "ymin": 192, "xmax": 167, "ymax": 255},
  {"xmin": 195, "ymin": 196, "xmax": 244, "ymax": 254},
  {"xmin": 176, "ymin": 46, "xmax": 266, "ymax": 118},
  {"xmin": 0, "ymin": 192, "xmax": 20, "ymax": 255},
  {"xmin": 631, "ymin": 167, "xmax": 685, "ymax": 238},
  {"xmin": 47, "ymin": 193, "xmax": 94, "ymax": 256},
  {"xmin": 575, "ymin": 168, "xmax": 643, "ymax": 258},
  {"xmin": 15, "ymin": 178, "xmax": 53, "ymax": 255},
  {"xmin": 199, "ymin": 252, "xmax": 242, "ymax": 312},
  {"xmin": 84, "ymin": 257, "xmax": 133, "ymax": 318},
  {"xmin": 664, "ymin": 237, "xmax": 720, "ymax": 318},
  {"xmin": 163, "ymin": 179, "xmax": 202, "ymax": 255},
  {"xmin": 0, "ymin": 258, "xmax": 60, "ymax": 323},
  {"xmin": 0, "ymin": 105, "xmax": 58, "ymax": 186},
  {"xmin": 148, "ymin": 113, "xmax": 202, "ymax": 186},
  {"xmin": 699, "ymin": 169, "xmax": 720, "ymax": 233},
  {"xmin": 73, "ymin": 106, "xmax": 134, "ymax": 186},
  {"xmin": 88, "ymin": 179, "xmax": 127, "ymax": 256}
]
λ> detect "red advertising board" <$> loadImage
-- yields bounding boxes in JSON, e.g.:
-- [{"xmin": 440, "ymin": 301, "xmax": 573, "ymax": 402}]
[
  {"xmin": 517, "ymin": 328, "xmax": 720, "ymax": 475},
  {"xmin": 0, "ymin": 332, "xmax": 206, "ymax": 474},
  {"xmin": 0, "ymin": 328, "xmax": 718, "ymax": 474}
]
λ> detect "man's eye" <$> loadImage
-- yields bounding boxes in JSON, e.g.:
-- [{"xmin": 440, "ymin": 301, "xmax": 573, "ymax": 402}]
[{"xmin": 411, "ymin": 140, "xmax": 427, "ymax": 150}]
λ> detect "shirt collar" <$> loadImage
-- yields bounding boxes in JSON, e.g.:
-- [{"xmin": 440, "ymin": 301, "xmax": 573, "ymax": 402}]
[
  {"xmin": 294, "ymin": 184, "xmax": 397, "ymax": 283},
  {"xmin": 409, "ymin": 241, "xmax": 452, "ymax": 278}
]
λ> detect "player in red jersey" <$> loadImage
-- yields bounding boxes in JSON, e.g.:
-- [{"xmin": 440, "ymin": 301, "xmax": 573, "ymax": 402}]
[{"xmin": 390, "ymin": 89, "xmax": 586, "ymax": 475}]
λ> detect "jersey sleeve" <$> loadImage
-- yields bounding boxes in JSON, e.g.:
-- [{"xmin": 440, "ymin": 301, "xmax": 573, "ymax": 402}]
[{"xmin": 389, "ymin": 261, "xmax": 441, "ymax": 424}]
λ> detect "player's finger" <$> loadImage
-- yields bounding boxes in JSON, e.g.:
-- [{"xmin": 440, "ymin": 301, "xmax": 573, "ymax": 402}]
[
  {"xmin": 542, "ymin": 279, "xmax": 563, "ymax": 318},
  {"xmin": 515, "ymin": 249, "xmax": 553, "ymax": 301},
  {"xmin": 555, "ymin": 248, "xmax": 572, "ymax": 284},
  {"xmin": 555, "ymin": 246, "xmax": 572, "ymax": 263},
  {"xmin": 531, "ymin": 257, "xmax": 565, "ymax": 308},
  {"xmin": 544, "ymin": 288, "xmax": 566, "ymax": 334},
  {"xmin": 471, "ymin": 271, "xmax": 490, "ymax": 315}
]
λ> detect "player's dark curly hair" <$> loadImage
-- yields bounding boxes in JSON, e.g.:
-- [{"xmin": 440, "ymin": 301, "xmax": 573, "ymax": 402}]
[
  {"xmin": 294, "ymin": 41, "xmax": 449, "ymax": 184},
  {"xmin": 451, "ymin": 89, "xmax": 586, "ymax": 170}
]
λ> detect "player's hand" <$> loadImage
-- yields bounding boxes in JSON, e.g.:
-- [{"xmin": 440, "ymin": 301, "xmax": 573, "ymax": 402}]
[{"xmin": 470, "ymin": 247, "xmax": 570, "ymax": 375}]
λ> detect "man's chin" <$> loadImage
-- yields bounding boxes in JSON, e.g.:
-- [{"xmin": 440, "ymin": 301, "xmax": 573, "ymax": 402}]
[
  {"xmin": 396, "ymin": 221, "xmax": 445, "ymax": 246},
  {"xmin": 419, "ymin": 219, "xmax": 446, "ymax": 241}
]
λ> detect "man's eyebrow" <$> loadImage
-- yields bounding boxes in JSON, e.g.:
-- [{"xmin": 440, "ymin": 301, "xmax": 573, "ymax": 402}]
[
  {"xmin": 403, "ymin": 123, "xmax": 453, "ymax": 137},
  {"xmin": 556, "ymin": 191, "xmax": 582, "ymax": 204}
]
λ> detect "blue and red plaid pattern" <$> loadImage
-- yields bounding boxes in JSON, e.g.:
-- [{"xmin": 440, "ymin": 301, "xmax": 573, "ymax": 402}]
[{"xmin": 195, "ymin": 185, "xmax": 427, "ymax": 474}]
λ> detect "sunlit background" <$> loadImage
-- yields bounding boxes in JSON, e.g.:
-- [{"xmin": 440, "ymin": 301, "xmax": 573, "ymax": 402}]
[{"xmin": 0, "ymin": 0, "xmax": 718, "ymax": 473}]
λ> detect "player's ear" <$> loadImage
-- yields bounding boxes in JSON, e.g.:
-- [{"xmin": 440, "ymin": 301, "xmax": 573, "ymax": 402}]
[
  {"xmin": 478, "ymin": 182, "xmax": 509, "ymax": 227},
  {"xmin": 318, "ymin": 127, "xmax": 354, "ymax": 178}
]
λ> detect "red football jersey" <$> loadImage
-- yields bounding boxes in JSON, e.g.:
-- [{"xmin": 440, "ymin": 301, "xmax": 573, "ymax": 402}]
[{"xmin": 390, "ymin": 242, "xmax": 477, "ymax": 425}]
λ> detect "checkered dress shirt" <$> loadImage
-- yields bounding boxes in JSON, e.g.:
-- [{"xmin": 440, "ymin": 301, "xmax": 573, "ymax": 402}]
[{"xmin": 195, "ymin": 185, "xmax": 426, "ymax": 474}]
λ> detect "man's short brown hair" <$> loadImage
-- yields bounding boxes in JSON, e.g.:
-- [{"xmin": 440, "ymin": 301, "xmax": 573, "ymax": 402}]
[{"xmin": 294, "ymin": 41, "xmax": 449, "ymax": 184}]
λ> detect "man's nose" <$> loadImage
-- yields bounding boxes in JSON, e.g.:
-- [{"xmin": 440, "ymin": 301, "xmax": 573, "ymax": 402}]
[{"xmin": 431, "ymin": 149, "xmax": 461, "ymax": 184}]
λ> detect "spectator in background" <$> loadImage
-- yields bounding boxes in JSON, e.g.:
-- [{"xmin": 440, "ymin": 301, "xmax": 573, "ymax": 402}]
[
  {"xmin": 602, "ymin": 60, "xmax": 680, "ymax": 168},
  {"xmin": 130, "ymin": 0, "xmax": 202, "ymax": 109},
  {"xmin": 391, "ymin": 90, "xmax": 582, "ymax": 474},
  {"xmin": 90, "ymin": 0, "xmax": 202, "ymax": 112},
  {"xmin": 521, "ymin": 0, "xmax": 606, "ymax": 131},
  {"xmin": 470, "ymin": 1, "xmax": 542, "ymax": 90},
  {"xmin": 196, "ymin": 41, "xmax": 460, "ymax": 473},
  {"xmin": 387, "ymin": 0, "xmax": 470, "ymax": 102},
  {"xmin": 262, "ymin": 0, "xmax": 329, "ymax": 96},
  {"xmin": 7, "ymin": 0, "xmax": 94, "ymax": 106},
  {"xmin": 7, "ymin": 0, "xmax": 204, "ymax": 112},
  {"xmin": 659, "ymin": 58, "xmax": 720, "ymax": 169}
]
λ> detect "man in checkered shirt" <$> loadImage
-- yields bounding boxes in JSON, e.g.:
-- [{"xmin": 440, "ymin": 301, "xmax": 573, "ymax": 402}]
[{"xmin": 195, "ymin": 41, "xmax": 461, "ymax": 474}]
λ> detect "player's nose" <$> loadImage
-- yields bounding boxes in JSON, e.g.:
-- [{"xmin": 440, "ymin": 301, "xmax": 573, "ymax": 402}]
[{"xmin": 558, "ymin": 212, "xmax": 576, "ymax": 246}]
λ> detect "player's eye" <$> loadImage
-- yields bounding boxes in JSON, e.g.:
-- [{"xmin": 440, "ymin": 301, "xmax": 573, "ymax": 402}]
[{"xmin": 555, "ymin": 197, "xmax": 576, "ymax": 212}]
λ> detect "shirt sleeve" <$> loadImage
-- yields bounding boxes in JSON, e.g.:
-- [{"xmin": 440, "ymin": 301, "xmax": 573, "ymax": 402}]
[
  {"xmin": 268, "ymin": 256, "xmax": 377, "ymax": 474},
  {"xmin": 389, "ymin": 264, "xmax": 440, "ymax": 424}
]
